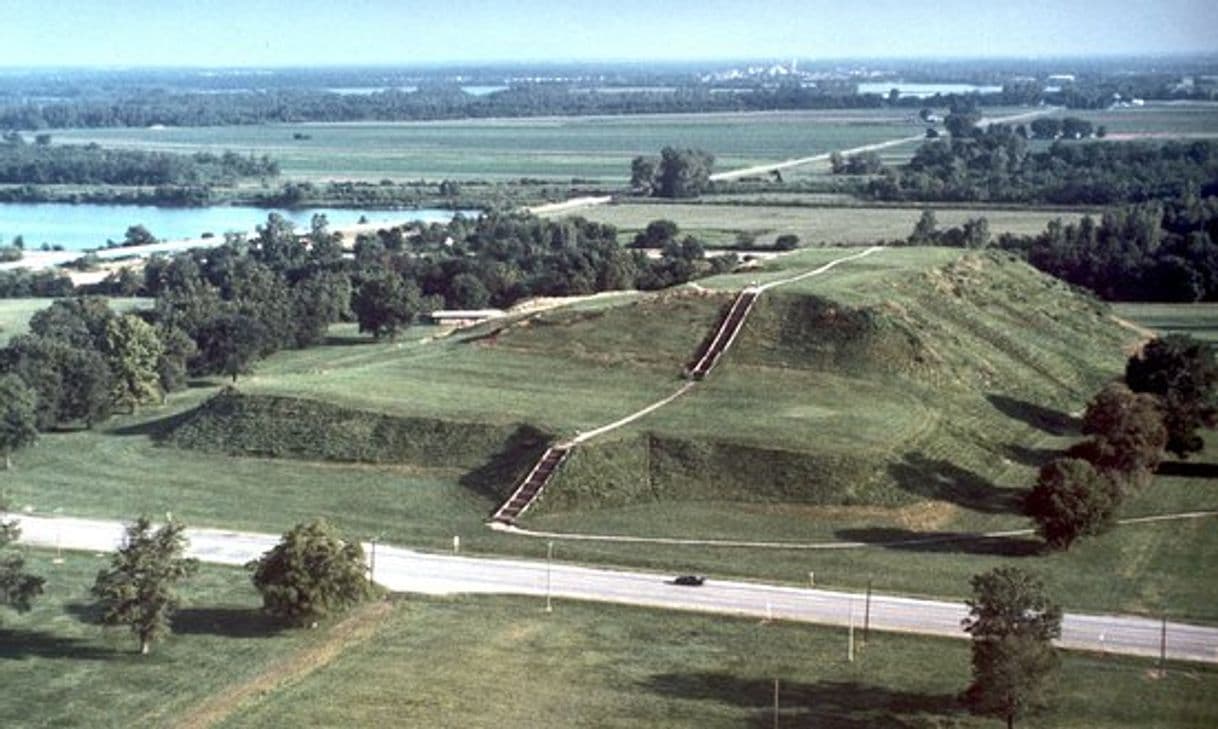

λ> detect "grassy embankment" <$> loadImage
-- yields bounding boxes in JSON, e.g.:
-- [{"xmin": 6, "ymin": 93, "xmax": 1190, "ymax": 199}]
[
  {"xmin": 4, "ymin": 250, "xmax": 1217, "ymax": 621},
  {"xmin": 3, "ymin": 551, "xmax": 1213, "ymax": 728}
]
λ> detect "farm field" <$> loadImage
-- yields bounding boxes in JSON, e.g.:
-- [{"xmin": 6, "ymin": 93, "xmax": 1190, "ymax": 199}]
[
  {"xmin": 220, "ymin": 595, "xmax": 1216, "ymax": 729},
  {"xmin": 559, "ymin": 202, "xmax": 1085, "ymax": 247},
  {"xmin": 48, "ymin": 110, "xmax": 944, "ymax": 182},
  {"xmin": 1077, "ymin": 102, "xmax": 1218, "ymax": 139},
  {"xmin": 1112, "ymin": 302, "xmax": 1218, "ymax": 342}
]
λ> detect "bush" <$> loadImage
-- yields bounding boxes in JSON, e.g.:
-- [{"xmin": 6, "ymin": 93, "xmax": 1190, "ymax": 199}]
[{"xmin": 248, "ymin": 518, "xmax": 375, "ymax": 627}]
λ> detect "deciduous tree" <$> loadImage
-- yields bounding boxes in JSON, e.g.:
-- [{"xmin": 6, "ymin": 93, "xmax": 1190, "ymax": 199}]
[
  {"xmin": 1126, "ymin": 335, "xmax": 1218, "ymax": 458},
  {"xmin": 247, "ymin": 518, "xmax": 374, "ymax": 627},
  {"xmin": 0, "ymin": 510, "xmax": 44, "ymax": 619},
  {"xmin": 963, "ymin": 567, "xmax": 1061, "ymax": 729},
  {"xmin": 0, "ymin": 374, "xmax": 38, "ymax": 469},
  {"xmin": 1025, "ymin": 458, "xmax": 1121, "ymax": 549},
  {"xmin": 91, "ymin": 517, "xmax": 198, "ymax": 655}
]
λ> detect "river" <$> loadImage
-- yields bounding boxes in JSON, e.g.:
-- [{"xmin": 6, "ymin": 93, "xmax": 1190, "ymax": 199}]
[{"xmin": 0, "ymin": 203, "xmax": 464, "ymax": 252}]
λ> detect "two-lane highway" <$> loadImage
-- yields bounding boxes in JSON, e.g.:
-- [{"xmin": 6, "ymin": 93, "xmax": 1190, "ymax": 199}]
[{"xmin": 13, "ymin": 514, "xmax": 1217, "ymax": 664}]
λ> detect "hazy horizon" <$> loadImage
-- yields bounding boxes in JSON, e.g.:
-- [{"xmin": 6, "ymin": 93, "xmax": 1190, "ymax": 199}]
[{"xmin": 4, "ymin": 0, "xmax": 1217, "ymax": 68}]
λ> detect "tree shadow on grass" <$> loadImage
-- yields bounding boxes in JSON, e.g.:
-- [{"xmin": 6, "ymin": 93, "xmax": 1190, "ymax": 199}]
[
  {"xmin": 458, "ymin": 424, "xmax": 553, "ymax": 502},
  {"xmin": 640, "ymin": 673, "xmax": 961, "ymax": 729},
  {"xmin": 171, "ymin": 608, "xmax": 284, "ymax": 638},
  {"xmin": 0, "ymin": 629, "xmax": 114, "ymax": 660},
  {"xmin": 1156, "ymin": 460, "xmax": 1218, "ymax": 479},
  {"xmin": 986, "ymin": 394, "xmax": 1079, "ymax": 436},
  {"xmin": 1001, "ymin": 443, "xmax": 1062, "ymax": 468},
  {"xmin": 107, "ymin": 407, "xmax": 198, "ymax": 439},
  {"xmin": 835, "ymin": 528, "xmax": 1042, "ymax": 557},
  {"xmin": 323, "ymin": 333, "xmax": 373, "ymax": 347},
  {"xmin": 888, "ymin": 452, "xmax": 1024, "ymax": 515}
]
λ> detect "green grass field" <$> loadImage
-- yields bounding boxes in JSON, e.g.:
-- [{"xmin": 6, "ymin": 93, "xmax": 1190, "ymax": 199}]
[
  {"xmin": 0, "ymin": 550, "xmax": 319, "ymax": 729},
  {"xmin": 220, "ymin": 595, "xmax": 1217, "ymax": 729},
  {"xmin": 0, "ymin": 297, "xmax": 151, "ymax": 345},
  {"xmin": 558, "ymin": 202, "xmax": 1084, "ymax": 247},
  {"xmin": 5, "ymin": 250, "xmax": 1218, "ymax": 622},
  {"xmin": 5, "ymin": 554, "xmax": 1212, "ymax": 728},
  {"xmin": 1112, "ymin": 302, "xmax": 1218, "ymax": 342},
  {"xmin": 1077, "ymin": 102, "xmax": 1218, "ymax": 139},
  {"xmin": 48, "ymin": 110, "xmax": 935, "ymax": 182}
]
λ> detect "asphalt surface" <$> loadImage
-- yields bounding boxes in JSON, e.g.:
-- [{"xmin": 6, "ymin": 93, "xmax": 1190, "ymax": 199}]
[{"xmin": 15, "ymin": 514, "xmax": 1217, "ymax": 664}]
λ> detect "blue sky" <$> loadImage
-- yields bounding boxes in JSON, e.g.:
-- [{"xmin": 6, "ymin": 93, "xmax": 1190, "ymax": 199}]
[{"xmin": 4, "ymin": 0, "xmax": 1217, "ymax": 67}]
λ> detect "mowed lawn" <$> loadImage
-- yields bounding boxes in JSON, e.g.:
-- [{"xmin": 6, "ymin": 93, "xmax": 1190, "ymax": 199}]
[
  {"xmin": 220, "ymin": 595, "xmax": 1218, "ymax": 729},
  {"xmin": 563, "ymin": 203, "xmax": 1085, "ymax": 247},
  {"xmin": 49, "ymin": 110, "xmax": 929, "ymax": 182},
  {"xmin": 0, "ymin": 551, "xmax": 321, "ymax": 729}
]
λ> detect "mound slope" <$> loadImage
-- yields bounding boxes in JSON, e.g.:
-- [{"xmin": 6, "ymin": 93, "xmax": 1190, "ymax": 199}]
[{"xmin": 528, "ymin": 251, "xmax": 1132, "ymax": 515}]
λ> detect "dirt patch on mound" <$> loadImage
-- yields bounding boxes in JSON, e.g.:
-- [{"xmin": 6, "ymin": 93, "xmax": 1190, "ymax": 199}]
[{"xmin": 736, "ymin": 501, "xmax": 960, "ymax": 530}]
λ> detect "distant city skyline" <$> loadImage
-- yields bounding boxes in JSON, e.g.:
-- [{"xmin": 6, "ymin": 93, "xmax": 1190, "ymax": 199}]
[{"xmin": 3, "ymin": 0, "xmax": 1217, "ymax": 68}]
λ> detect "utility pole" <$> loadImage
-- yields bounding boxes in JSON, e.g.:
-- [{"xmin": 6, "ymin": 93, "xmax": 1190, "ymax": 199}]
[
  {"xmin": 772, "ymin": 678, "xmax": 780, "ymax": 729},
  {"xmin": 848, "ymin": 602, "xmax": 855, "ymax": 663},
  {"xmin": 863, "ymin": 579, "xmax": 872, "ymax": 647},
  {"xmin": 1159, "ymin": 612, "xmax": 1168, "ymax": 676},
  {"xmin": 545, "ymin": 540, "xmax": 554, "ymax": 613},
  {"xmin": 368, "ymin": 537, "xmax": 377, "ymax": 583}
]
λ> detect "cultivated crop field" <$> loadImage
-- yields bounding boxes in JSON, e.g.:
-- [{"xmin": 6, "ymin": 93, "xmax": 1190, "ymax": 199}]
[
  {"xmin": 561, "ymin": 202, "xmax": 1086, "ymax": 247},
  {"xmin": 48, "ymin": 110, "xmax": 937, "ymax": 182},
  {"xmin": 1111, "ymin": 302, "xmax": 1218, "ymax": 342},
  {"xmin": 1078, "ymin": 102, "xmax": 1218, "ymax": 139}
]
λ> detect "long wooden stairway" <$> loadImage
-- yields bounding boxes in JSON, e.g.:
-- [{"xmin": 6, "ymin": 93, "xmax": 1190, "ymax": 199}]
[
  {"xmin": 490, "ymin": 445, "xmax": 570, "ymax": 525},
  {"xmin": 685, "ymin": 288, "xmax": 759, "ymax": 380}
]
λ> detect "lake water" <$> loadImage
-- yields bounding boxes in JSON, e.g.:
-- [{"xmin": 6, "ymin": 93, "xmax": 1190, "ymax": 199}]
[
  {"xmin": 0, "ymin": 203, "xmax": 463, "ymax": 251},
  {"xmin": 857, "ymin": 82, "xmax": 1004, "ymax": 99}
]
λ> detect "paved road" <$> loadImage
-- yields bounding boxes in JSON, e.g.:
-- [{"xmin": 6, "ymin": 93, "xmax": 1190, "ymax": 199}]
[{"xmin": 14, "ymin": 514, "xmax": 1217, "ymax": 664}]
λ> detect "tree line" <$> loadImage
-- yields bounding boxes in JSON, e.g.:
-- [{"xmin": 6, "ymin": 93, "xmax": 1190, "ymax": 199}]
[
  {"xmin": 1025, "ymin": 335, "xmax": 1216, "ymax": 550},
  {"xmin": 997, "ymin": 196, "xmax": 1218, "ymax": 302},
  {"xmin": 0, "ymin": 136, "xmax": 278, "ymax": 185},
  {"xmin": 0, "ymin": 211, "xmax": 732, "ymax": 445},
  {"xmin": 869, "ymin": 128, "xmax": 1218, "ymax": 205}
]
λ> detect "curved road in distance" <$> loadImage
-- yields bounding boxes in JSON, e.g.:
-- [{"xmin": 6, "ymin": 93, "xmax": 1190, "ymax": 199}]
[{"xmin": 15, "ymin": 514, "xmax": 1217, "ymax": 664}]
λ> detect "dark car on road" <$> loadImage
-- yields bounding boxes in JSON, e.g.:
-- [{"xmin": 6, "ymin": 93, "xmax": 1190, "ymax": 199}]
[{"xmin": 673, "ymin": 575, "xmax": 706, "ymax": 586}]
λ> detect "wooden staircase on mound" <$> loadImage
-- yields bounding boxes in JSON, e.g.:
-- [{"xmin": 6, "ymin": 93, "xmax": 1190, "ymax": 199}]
[
  {"xmin": 490, "ymin": 445, "xmax": 570, "ymax": 525},
  {"xmin": 685, "ymin": 288, "xmax": 759, "ymax": 380}
]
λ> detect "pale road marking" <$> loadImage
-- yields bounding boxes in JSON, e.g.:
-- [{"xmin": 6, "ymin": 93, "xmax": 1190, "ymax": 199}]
[
  {"xmin": 708, "ymin": 107, "xmax": 1058, "ymax": 182},
  {"xmin": 13, "ymin": 514, "xmax": 1218, "ymax": 664},
  {"xmin": 528, "ymin": 195, "xmax": 614, "ymax": 215},
  {"xmin": 495, "ymin": 510, "xmax": 1218, "ymax": 550}
]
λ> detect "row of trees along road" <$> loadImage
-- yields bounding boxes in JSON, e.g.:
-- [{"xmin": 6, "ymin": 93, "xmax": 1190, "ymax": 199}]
[
  {"xmin": 1, "ymin": 513, "xmax": 373, "ymax": 655},
  {"xmin": 1026, "ymin": 334, "xmax": 1217, "ymax": 549}
]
